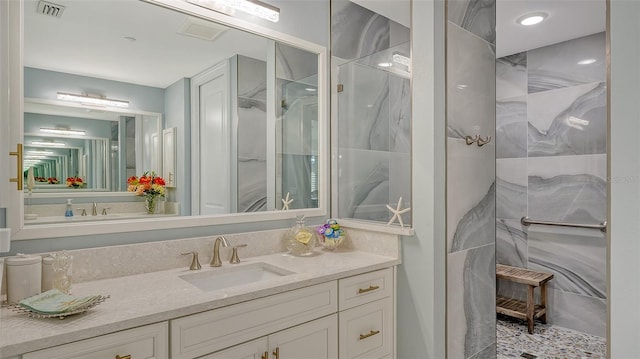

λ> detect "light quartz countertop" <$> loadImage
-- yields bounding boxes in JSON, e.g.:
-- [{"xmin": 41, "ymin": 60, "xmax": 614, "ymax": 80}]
[{"xmin": 0, "ymin": 249, "xmax": 399, "ymax": 357}]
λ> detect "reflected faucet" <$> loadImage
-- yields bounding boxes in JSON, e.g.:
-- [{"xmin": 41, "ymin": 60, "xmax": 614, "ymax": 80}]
[
  {"xmin": 210, "ymin": 235, "xmax": 230, "ymax": 267},
  {"xmin": 92, "ymin": 202, "xmax": 98, "ymax": 216}
]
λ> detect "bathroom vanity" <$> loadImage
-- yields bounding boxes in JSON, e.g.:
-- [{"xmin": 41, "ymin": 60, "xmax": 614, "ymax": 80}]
[{"xmin": 0, "ymin": 230, "xmax": 400, "ymax": 359}]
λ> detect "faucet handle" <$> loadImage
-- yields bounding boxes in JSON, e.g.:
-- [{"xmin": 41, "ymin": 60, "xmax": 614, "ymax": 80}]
[
  {"xmin": 230, "ymin": 244, "xmax": 247, "ymax": 264},
  {"xmin": 102, "ymin": 207, "xmax": 111, "ymax": 215},
  {"xmin": 76, "ymin": 208, "xmax": 87, "ymax": 216},
  {"xmin": 181, "ymin": 251, "xmax": 202, "ymax": 270}
]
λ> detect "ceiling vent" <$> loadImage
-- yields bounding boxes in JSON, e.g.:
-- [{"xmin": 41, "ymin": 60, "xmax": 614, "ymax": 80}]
[
  {"xmin": 177, "ymin": 17, "xmax": 228, "ymax": 41},
  {"xmin": 36, "ymin": 0, "xmax": 65, "ymax": 18}
]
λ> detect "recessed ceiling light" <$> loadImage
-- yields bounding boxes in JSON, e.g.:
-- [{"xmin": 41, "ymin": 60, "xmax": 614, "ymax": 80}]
[
  {"xmin": 517, "ymin": 12, "xmax": 547, "ymax": 26},
  {"xmin": 577, "ymin": 58, "xmax": 597, "ymax": 65},
  {"xmin": 378, "ymin": 62, "xmax": 393, "ymax": 68}
]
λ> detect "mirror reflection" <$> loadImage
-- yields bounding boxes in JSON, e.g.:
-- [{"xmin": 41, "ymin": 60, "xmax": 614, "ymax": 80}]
[{"xmin": 22, "ymin": 0, "xmax": 321, "ymax": 224}]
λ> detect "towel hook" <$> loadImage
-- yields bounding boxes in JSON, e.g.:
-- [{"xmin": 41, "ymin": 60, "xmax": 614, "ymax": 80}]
[
  {"xmin": 477, "ymin": 135, "xmax": 492, "ymax": 147},
  {"xmin": 465, "ymin": 134, "xmax": 479, "ymax": 145}
]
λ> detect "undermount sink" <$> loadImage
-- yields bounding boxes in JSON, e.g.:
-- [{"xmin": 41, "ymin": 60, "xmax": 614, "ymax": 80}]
[{"xmin": 179, "ymin": 262, "xmax": 295, "ymax": 292}]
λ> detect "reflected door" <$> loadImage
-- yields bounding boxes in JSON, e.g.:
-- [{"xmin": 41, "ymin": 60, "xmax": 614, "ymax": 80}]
[{"xmin": 195, "ymin": 62, "xmax": 231, "ymax": 215}]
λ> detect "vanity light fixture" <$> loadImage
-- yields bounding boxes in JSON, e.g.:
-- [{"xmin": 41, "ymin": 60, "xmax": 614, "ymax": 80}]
[
  {"xmin": 40, "ymin": 127, "xmax": 86, "ymax": 136},
  {"xmin": 517, "ymin": 12, "xmax": 547, "ymax": 26},
  {"xmin": 187, "ymin": 0, "xmax": 280, "ymax": 22},
  {"xmin": 57, "ymin": 92, "xmax": 129, "ymax": 108},
  {"xmin": 578, "ymin": 58, "xmax": 597, "ymax": 65},
  {"xmin": 24, "ymin": 155, "xmax": 49, "ymax": 159},
  {"xmin": 32, "ymin": 140, "xmax": 66, "ymax": 147}
]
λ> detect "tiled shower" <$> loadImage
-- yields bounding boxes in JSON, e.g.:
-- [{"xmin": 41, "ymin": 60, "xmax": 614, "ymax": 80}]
[{"xmin": 495, "ymin": 32, "xmax": 607, "ymax": 337}]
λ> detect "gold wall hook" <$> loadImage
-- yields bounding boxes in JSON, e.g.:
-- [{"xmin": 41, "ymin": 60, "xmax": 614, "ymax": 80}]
[
  {"xmin": 9, "ymin": 143, "xmax": 23, "ymax": 190},
  {"xmin": 477, "ymin": 135, "xmax": 492, "ymax": 147},
  {"xmin": 465, "ymin": 135, "xmax": 479, "ymax": 145}
]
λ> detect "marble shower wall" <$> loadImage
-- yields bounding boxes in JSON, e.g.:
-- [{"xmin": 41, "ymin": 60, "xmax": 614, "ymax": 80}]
[
  {"xmin": 495, "ymin": 32, "xmax": 607, "ymax": 337},
  {"xmin": 446, "ymin": 0, "xmax": 496, "ymax": 357},
  {"xmin": 332, "ymin": 0, "xmax": 411, "ymax": 224}
]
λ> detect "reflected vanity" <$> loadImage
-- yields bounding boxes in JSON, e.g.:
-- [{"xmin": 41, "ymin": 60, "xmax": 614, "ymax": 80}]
[{"xmin": 6, "ymin": 0, "xmax": 328, "ymax": 238}]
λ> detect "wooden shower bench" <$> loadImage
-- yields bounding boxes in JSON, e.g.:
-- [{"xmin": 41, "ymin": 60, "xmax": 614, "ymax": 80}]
[{"xmin": 496, "ymin": 264, "xmax": 554, "ymax": 334}]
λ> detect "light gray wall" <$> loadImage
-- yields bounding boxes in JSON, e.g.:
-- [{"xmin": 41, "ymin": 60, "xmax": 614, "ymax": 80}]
[
  {"xmin": 396, "ymin": 1, "xmax": 446, "ymax": 358},
  {"xmin": 609, "ymin": 0, "xmax": 640, "ymax": 355},
  {"xmin": 164, "ymin": 77, "xmax": 191, "ymax": 215},
  {"xmin": 24, "ymin": 67, "xmax": 164, "ymax": 113}
]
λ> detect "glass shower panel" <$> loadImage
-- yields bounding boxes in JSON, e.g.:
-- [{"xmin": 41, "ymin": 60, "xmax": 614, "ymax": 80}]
[
  {"xmin": 279, "ymin": 75, "xmax": 319, "ymax": 209},
  {"xmin": 335, "ymin": 41, "xmax": 411, "ymax": 226}
]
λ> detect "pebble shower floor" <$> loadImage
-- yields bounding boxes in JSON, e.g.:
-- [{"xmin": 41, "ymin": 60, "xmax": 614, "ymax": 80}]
[{"xmin": 497, "ymin": 316, "xmax": 607, "ymax": 359}]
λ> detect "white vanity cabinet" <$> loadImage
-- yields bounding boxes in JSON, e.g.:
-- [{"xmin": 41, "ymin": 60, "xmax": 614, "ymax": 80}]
[
  {"xmin": 6, "ymin": 266, "xmax": 396, "ymax": 359},
  {"xmin": 338, "ymin": 268, "xmax": 394, "ymax": 359},
  {"xmin": 201, "ymin": 314, "xmax": 337, "ymax": 359},
  {"xmin": 170, "ymin": 281, "xmax": 338, "ymax": 359},
  {"xmin": 21, "ymin": 322, "xmax": 168, "ymax": 359}
]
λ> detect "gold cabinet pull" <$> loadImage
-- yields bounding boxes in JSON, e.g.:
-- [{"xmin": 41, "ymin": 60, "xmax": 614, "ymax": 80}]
[
  {"xmin": 115, "ymin": 355, "xmax": 131, "ymax": 359},
  {"xmin": 8, "ymin": 143, "xmax": 23, "ymax": 190},
  {"xmin": 272, "ymin": 347, "xmax": 280, "ymax": 359},
  {"xmin": 358, "ymin": 285, "xmax": 379, "ymax": 294},
  {"xmin": 359, "ymin": 329, "xmax": 380, "ymax": 340},
  {"xmin": 262, "ymin": 351, "xmax": 269, "ymax": 359}
]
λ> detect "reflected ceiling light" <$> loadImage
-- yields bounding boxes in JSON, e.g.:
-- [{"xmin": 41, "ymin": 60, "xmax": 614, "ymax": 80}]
[
  {"xmin": 578, "ymin": 58, "xmax": 597, "ymax": 65},
  {"xmin": 378, "ymin": 62, "xmax": 393, "ymax": 68},
  {"xmin": 57, "ymin": 92, "xmax": 129, "ymax": 108},
  {"xmin": 187, "ymin": 0, "xmax": 280, "ymax": 22},
  {"xmin": 27, "ymin": 150, "xmax": 54, "ymax": 155},
  {"xmin": 24, "ymin": 155, "xmax": 49, "ymax": 159},
  {"xmin": 32, "ymin": 140, "xmax": 66, "ymax": 147},
  {"xmin": 40, "ymin": 127, "xmax": 86, "ymax": 136},
  {"xmin": 305, "ymin": 87, "xmax": 317, "ymax": 92},
  {"xmin": 392, "ymin": 53, "xmax": 411, "ymax": 67},
  {"xmin": 517, "ymin": 12, "xmax": 547, "ymax": 26},
  {"xmin": 568, "ymin": 116, "xmax": 589, "ymax": 129}
]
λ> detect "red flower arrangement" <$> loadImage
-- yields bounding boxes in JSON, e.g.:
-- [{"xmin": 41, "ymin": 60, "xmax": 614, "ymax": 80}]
[
  {"xmin": 66, "ymin": 177, "xmax": 84, "ymax": 188},
  {"xmin": 47, "ymin": 177, "xmax": 59, "ymax": 184}
]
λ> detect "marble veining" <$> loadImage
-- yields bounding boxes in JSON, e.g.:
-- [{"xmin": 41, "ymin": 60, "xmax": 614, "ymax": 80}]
[
  {"xmin": 331, "ymin": 0, "xmax": 408, "ymax": 62},
  {"xmin": 450, "ymin": 182, "xmax": 496, "ymax": 253},
  {"xmin": 528, "ymin": 226, "xmax": 606, "ymax": 299},
  {"xmin": 528, "ymin": 32, "xmax": 606, "ymax": 94},
  {"xmin": 496, "ymin": 219, "xmax": 527, "ymax": 267},
  {"xmin": 448, "ymin": 244, "xmax": 496, "ymax": 359},
  {"xmin": 447, "ymin": 22, "xmax": 496, "ymax": 140},
  {"xmin": 496, "ymin": 52, "xmax": 527, "ymax": 101},
  {"xmin": 496, "ymin": 97, "xmax": 527, "ymax": 158},
  {"xmin": 528, "ymin": 173, "xmax": 606, "ymax": 224},
  {"xmin": 447, "ymin": 0, "xmax": 496, "ymax": 44},
  {"xmin": 528, "ymin": 82, "xmax": 606, "ymax": 157},
  {"xmin": 547, "ymin": 288, "xmax": 607, "ymax": 337},
  {"xmin": 496, "ymin": 158, "xmax": 527, "ymax": 219}
]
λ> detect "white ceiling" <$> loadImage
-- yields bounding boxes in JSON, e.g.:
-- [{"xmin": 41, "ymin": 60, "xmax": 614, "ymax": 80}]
[
  {"xmin": 25, "ymin": 0, "xmax": 606, "ymax": 88},
  {"xmin": 496, "ymin": 0, "xmax": 606, "ymax": 57},
  {"xmin": 24, "ymin": 0, "xmax": 269, "ymax": 88}
]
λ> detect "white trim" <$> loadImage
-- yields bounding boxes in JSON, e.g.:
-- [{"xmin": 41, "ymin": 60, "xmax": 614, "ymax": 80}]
[{"xmin": 338, "ymin": 218, "xmax": 415, "ymax": 236}]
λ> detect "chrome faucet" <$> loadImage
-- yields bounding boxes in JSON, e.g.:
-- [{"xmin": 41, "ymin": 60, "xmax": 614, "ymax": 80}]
[
  {"xmin": 92, "ymin": 202, "xmax": 98, "ymax": 216},
  {"xmin": 210, "ymin": 235, "xmax": 230, "ymax": 267}
]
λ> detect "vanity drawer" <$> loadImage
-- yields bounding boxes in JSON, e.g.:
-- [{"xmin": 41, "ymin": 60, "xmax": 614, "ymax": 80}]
[
  {"xmin": 22, "ymin": 322, "xmax": 168, "ymax": 359},
  {"xmin": 338, "ymin": 268, "xmax": 392, "ymax": 310},
  {"xmin": 338, "ymin": 297, "xmax": 393, "ymax": 359},
  {"xmin": 170, "ymin": 281, "xmax": 337, "ymax": 359}
]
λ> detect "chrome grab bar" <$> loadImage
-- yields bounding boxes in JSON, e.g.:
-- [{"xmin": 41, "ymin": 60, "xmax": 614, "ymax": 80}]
[{"xmin": 520, "ymin": 216, "xmax": 607, "ymax": 233}]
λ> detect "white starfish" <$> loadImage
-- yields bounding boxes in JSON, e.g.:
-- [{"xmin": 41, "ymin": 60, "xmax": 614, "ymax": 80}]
[
  {"xmin": 281, "ymin": 192, "xmax": 293, "ymax": 210},
  {"xmin": 386, "ymin": 197, "xmax": 411, "ymax": 227}
]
